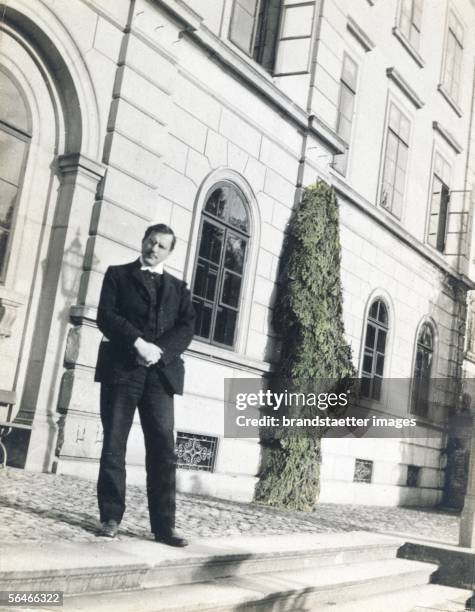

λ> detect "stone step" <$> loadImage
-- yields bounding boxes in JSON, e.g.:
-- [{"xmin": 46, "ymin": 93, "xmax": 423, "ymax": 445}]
[
  {"xmin": 0, "ymin": 532, "xmax": 402, "ymax": 595},
  {"xmin": 316, "ymin": 584, "xmax": 472, "ymax": 612},
  {"xmin": 51, "ymin": 558, "xmax": 439, "ymax": 611}
]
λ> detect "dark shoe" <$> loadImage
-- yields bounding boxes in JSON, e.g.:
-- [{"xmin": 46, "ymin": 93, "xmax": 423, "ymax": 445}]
[
  {"xmin": 154, "ymin": 528, "xmax": 188, "ymax": 547},
  {"xmin": 100, "ymin": 519, "xmax": 120, "ymax": 538}
]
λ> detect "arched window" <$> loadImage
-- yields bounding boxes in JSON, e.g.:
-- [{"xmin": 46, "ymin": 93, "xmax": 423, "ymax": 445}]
[
  {"xmin": 0, "ymin": 69, "xmax": 31, "ymax": 282},
  {"xmin": 191, "ymin": 181, "xmax": 250, "ymax": 348},
  {"xmin": 361, "ymin": 299, "xmax": 389, "ymax": 400},
  {"xmin": 411, "ymin": 322, "xmax": 434, "ymax": 417}
]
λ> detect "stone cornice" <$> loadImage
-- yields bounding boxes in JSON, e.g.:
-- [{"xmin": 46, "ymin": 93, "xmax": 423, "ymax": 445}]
[
  {"xmin": 151, "ymin": 0, "xmax": 345, "ymax": 154},
  {"xmin": 392, "ymin": 27, "xmax": 425, "ymax": 68},
  {"xmin": 433, "ymin": 121, "xmax": 463, "ymax": 154},
  {"xmin": 347, "ymin": 15, "xmax": 375, "ymax": 52},
  {"xmin": 386, "ymin": 67, "xmax": 424, "ymax": 109},
  {"xmin": 330, "ymin": 172, "xmax": 475, "ymax": 290},
  {"xmin": 58, "ymin": 153, "xmax": 106, "ymax": 180}
]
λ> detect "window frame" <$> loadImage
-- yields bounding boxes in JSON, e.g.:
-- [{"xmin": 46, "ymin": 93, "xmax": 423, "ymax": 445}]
[
  {"xmin": 398, "ymin": 0, "xmax": 423, "ymax": 51},
  {"xmin": 379, "ymin": 102, "xmax": 411, "ymax": 220},
  {"xmin": 360, "ymin": 298, "xmax": 390, "ymax": 402},
  {"xmin": 410, "ymin": 320, "xmax": 436, "ymax": 418},
  {"xmin": 0, "ymin": 69, "xmax": 32, "ymax": 284},
  {"xmin": 334, "ymin": 53, "xmax": 358, "ymax": 176},
  {"xmin": 190, "ymin": 180, "xmax": 251, "ymax": 351},
  {"xmin": 228, "ymin": 0, "xmax": 283, "ymax": 72},
  {"xmin": 426, "ymin": 151, "xmax": 452, "ymax": 254},
  {"xmin": 441, "ymin": 10, "xmax": 464, "ymax": 105}
]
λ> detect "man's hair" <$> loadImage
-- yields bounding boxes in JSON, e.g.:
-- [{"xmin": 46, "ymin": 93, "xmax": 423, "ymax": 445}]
[{"xmin": 143, "ymin": 223, "xmax": 176, "ymax": 251}]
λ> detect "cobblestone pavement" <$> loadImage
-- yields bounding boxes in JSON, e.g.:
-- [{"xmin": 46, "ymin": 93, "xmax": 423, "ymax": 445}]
[{"xmin": 0, "ymin": 468, "xmax": 460, "ymax": 544}]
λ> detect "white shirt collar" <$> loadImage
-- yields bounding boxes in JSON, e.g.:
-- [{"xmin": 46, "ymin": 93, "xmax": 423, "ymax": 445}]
[{"xmin": 139, "ymin": 257, "xmax": 164, "ymax": 274}]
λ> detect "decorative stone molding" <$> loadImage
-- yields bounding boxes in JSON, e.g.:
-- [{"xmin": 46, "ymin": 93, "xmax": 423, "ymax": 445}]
[
  {"xmin": 386, "ymin": 67, "xmax": 424, "ymax": 109},
  {"xmin": 347, "ymin": 16, "xmax": 375, "ymax": 52},
  {"xmin": 433, "ymin": 121, "xmax": 463, "ymax": 154},
  {"xmin": 437, "ymin": 84, "xmax": 463, "ymax": 117},
  {"xmin": 392, "ymin": 27, "xmax": 425, "ymax": 68},
  {"xmin": 0, "ymin": 297, "xmax": 21, "ymax": 339},
  {"xmin": 58, "ymin": 153, "xmax": 106, "ymax": 181}
]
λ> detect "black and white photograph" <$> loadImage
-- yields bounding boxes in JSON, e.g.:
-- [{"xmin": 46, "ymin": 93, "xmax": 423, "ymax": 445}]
[{"xmin": 1, "ymin": 0, "xmax": 475, "ymax": 610}]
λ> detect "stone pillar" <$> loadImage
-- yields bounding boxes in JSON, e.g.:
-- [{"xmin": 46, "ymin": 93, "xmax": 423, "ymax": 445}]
[{"xmin": 22, "ymin": 153, "xmax": 105, "ymax": 472}]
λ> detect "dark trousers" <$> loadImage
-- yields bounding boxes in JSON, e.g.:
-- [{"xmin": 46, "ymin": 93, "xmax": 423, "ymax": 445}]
[{"xmin": 97, "ymin": 367, "xmax": 176, "ymax": 534}]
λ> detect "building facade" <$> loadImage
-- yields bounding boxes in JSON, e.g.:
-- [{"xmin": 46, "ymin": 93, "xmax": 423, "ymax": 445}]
[{"xmin": 1, "ymin": 0, "xmax": 474, "ymax": 506}]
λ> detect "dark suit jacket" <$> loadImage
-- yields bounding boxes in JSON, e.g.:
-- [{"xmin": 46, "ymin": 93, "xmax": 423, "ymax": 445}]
[{"xmin": 94, "ymin": 259, "xmax": 195, "ymax": 395}]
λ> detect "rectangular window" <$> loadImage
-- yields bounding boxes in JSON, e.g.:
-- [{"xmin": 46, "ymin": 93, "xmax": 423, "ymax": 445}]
[
  {"xmin": 399, "ymin": 0, "xmax": 423, "ymax": 50},
  {"xmin": 380, "ymin": 104, "xmax": 410, "ymax": 219},
  {"xmin": 406, "ymin": 465, "xmax": 421, "ymax": 487},
  {"xmin": 334, "ymin": 54, "xmax": 358, "ymax": 176},
  {"xmin": 229, "ymin": 0, "xmax": 282, "ymax": 72},
  {"xmin": 354, "ymin": 459, "xmax": 373, "ymax": 483},
  {"xmin": 442, "ymin": 12, "xmax": 463, "ymax": 104},
  {"xmin": 427, "ymin": 153, "xmax": 451, "ymax": 253},
  {"xmin": 176, "ymin": 432, "xmax": 218, "ymax": 471}
]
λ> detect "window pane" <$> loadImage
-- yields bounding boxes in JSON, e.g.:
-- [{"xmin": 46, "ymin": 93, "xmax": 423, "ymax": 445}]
[
  {"xmin": 0, "ymin": 70, "xmax": 29, "ymax": 133},
  {"xmin": 389, "ymin": 105, "xmax": 401, "ymax": 132},
  {"xmin": 399, "ymin": 116, "xmax": 410, "ymax": 143},
  {"xmin": 410, "ymin": 24, "xmax": 420, "ymax": 49},
  {"xmin": 205, "ymin": 188, "xmax": 227, "ymax": 220},
  {"xmin": 0, "ymin": 130, "xmax": 27, "ymax": 185},
  {"xmin": 394, "ymin": 166, "xmax": 406, "ymax": 193},
  {"xmin": 339, "ymin": 85, "xmax": 355, "ymax": 121},
  {"xmin": 213, "ymin": 307, "xmax": 237, "ymax": 346},
  {"xmin": 199, "ymin": 221, "xmax": 224, "ymax": 264},
  {"xmin": 375, "ymin": 353, "xmax": 385, "ymax": 376},
  {"xmin": 205, "ymin": 185, "xmax": 249, "ymax": 233},
  {"xmin": 230, "ymin": 3, "xmax": 256, "ymax": 55},
  {"xmin": 193, "ymin": 299, "xmax": 213, "ymax": 340},
  {"xmin": 342, "ymin": 55, "xmax": 358, "ymax": 90},
  {"xmin": 376, "ymin": 329, "xmax": 387, "ymax": 353},
  {"xmin": 372, "ymin": 377, "xmax": 382, "ymax": 401},
  {"xmin": 0, "ymin": 178, "xmax": 18, "ymax": 229},
  {"xmin": 420, "ymin": 323, "xmax": 433, "ymax": 349},
  {"xmin": 383, "ymin": 157, "xmax": 396, "ymax": 187},
  {"xmin": 369, "ymin": 301, "xmax": 379, "ymax": 320},
  {"xmin": 0, "ymin": 228, "xmax": 10, "ymax": 278},
  {"xmin": 399, "ymin": 0, "xmax": 412, "ymax": 37},
  {"xmin": 413, "ymin": 0, "xmax": 423, "ymax": 29},
  {"xmin": 377, "ymin": 301, "xmax": 388, "ymax": 325},
  {"xmin": 397, "ymin": 143, "xmax": 408, "ymax": 170},
  {"xmin": 337, "ymin": 116, "xmax": 352, "ymax": 143},
  {"xmin": 385, "ymin": 132, "xmax": 398, "ymax": 162},
  {"xmin": 225, "ymin": 234, "xmax": 246, "ymax": 273},
  {"xmin": 360, "ymin": 376, "xmax": 371, "ymax": 398},
  {"xmin": 365, "ymin": 324, "xmax": 376, "ymax": 349},
  {"xmin": 362, "ymin": 351, "xmax": 373, "ymax": 374},
  {"xmin": 225, "ymin": 188, "xmax": 249, "ymax": 232},
  {"xmin": 238, "ymin": 0, "xmax": 259, "ymax": 14},
  {"xmin": 221, "ymin": 271, "xmax": 242, "ymax": 308},
  {"xmin": 193, "ymin": 261, "xmax": 218, "ymax": 302},
  {"xmin": 392, "ymin": 190, "xmax": 403, "ymax": 219}
]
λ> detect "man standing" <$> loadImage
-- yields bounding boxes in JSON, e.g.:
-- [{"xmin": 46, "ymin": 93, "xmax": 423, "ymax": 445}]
[{"xmin": 94, "ymin": 224, "xmax": 195, "ymax": 546}]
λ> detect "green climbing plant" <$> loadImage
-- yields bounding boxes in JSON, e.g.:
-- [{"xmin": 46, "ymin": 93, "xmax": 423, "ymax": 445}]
[{"xmin": 255, "ymin": 180, "xmax": 356, "ymax": 511}]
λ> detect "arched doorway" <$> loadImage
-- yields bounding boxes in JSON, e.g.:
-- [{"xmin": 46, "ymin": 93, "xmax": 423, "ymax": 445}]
[{"xmin": 0, "ymin": 5, "xmax": 103, "ymax": 470}]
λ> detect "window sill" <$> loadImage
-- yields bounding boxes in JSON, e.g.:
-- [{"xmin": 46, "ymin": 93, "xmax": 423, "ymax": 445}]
[
  {"xmin": 392, "ymin": 27, "xmax": 425, "ymax": 68},
  {"xmin": 186, "ymin": 339, "xmax": 272, "ymax": 375},
  {"xmin": 437, "ymin": 84, "xmax": 463, "ymax": 117}
]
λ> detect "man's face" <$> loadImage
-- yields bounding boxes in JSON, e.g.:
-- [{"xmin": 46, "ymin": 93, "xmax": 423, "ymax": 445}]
[{"xmin": 141, "ymin": 231, "xmax": 174, "ymax": 267}]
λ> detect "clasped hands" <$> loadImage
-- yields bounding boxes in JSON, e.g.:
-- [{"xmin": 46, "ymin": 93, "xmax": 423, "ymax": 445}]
[{"xmin": 134, "ymin": 337, "xmax": 163, "ymax": 367}]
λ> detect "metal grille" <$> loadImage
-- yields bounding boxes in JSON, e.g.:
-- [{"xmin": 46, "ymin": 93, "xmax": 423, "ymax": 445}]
[
  {"xmin": 406, "ymin": 464, "xmax": 421, "ymax": 487},
  {"xmin": 175, "ymin": 432, "xmax": 218, "ymax": 472},
  {"xmin": 353, "ymin": 458, "xmax": 373, "ymax": 483}
]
